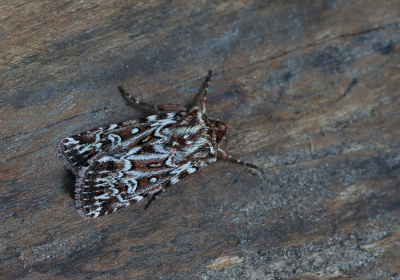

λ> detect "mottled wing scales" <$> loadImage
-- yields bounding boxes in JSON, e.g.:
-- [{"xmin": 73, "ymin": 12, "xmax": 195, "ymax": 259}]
[
  {"xmin": 57, "ymin": 121, "xmax": 138, "ymax": 176},
  {"xmin": 59, "ymin": 110, "xmax": 212, "ymax": 219},
  {"xmin": 75, "ymin": 148, "xmax": 205, "ymax": 219},
  {"xmin": 75, "ymin": 155, "xmax": 172, "ymax": 218},
  {"xmin": 57, "ymin": 113, "xmax": 184, "ymax": 175}
]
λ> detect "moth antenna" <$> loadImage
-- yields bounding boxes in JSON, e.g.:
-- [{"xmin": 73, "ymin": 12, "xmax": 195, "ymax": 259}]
[
  {"xmin": 218, "ymin": 148, "xmax": 262, "ymax": 171},
  {"xmin": 118, "ymin": 86, "xmax": 187, "ymax": 112},
  {"xmin": 118, "ymin": 86, "xmax": 159, "ymax": 111},
  {"xmin": 200, "ymin": 70, "xmax": 212, "ymax": 114},
  {"xmin": 202, "ymin": 70, "xmax": 212, "ymax": 99}
]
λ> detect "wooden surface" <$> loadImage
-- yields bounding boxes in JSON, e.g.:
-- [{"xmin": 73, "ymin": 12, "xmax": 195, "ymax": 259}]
[{"xmin": 1, "ymin": 0, "xmax": 400, "ymax": 279}]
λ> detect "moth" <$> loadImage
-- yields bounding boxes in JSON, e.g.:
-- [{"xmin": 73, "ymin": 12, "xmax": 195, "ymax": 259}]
[{"xmin": 58, "ymin": 71, "xmax": 259, "ymax": 219}]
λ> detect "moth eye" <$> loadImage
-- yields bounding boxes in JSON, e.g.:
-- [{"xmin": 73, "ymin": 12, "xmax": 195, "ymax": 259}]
[
  {"xmin": 131, "ymin": 128, "xmax": 139, "ymax": 134},
  {"xmin": 149, "ymin": 177, "xmax": 157, "ymax": 183}
]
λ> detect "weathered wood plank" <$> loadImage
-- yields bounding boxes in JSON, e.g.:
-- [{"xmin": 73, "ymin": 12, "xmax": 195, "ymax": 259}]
[{"xmin": 1, "ymin": 0, "xmax": 400, "ymax": 279}]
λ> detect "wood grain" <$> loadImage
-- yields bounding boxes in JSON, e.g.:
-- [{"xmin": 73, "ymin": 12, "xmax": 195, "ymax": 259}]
[{"xmin": 1, "ymin": 0, "xmax": 400, "ymax": 279}]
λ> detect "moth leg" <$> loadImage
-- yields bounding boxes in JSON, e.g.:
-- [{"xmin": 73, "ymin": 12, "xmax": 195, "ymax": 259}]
[
  {"xmin": 218, "ymin": 148, "xmax": 261, "ymax": 170},
  {"xmin": 118, "ymin": 86, "xmax": 187, "ymax": 113},
  {"xmin": 144, "ymin": 189, "xmax": 164, "ymax": 209},
  {"xmin": 200, "ymin": 70, "xmax": 212, "ymax": 114}
]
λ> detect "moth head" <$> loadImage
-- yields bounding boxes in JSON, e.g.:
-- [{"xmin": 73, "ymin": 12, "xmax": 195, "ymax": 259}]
[{"xmin": 211, "ymin": 119, "xmax": 228, "ymax": 144}]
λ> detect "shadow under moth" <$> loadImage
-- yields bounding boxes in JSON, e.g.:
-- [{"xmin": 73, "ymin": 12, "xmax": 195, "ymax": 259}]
[{"xmin": 58, "ymin": 71, "xmax": 260, "ymax": 219}]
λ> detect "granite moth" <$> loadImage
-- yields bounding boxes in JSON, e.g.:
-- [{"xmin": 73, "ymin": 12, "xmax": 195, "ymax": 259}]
[{"xmin": 58, "ymin": 71, "xmax": 259, "ymax": 219}]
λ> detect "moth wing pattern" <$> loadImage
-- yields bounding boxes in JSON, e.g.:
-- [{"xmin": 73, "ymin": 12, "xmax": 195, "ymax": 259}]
[
  {"xmin": 75, "ymin": 147, "xmax": 205, "ymax": 219},
  {"xmin": 58, "ymin": 107, "xmax": 220, "ymax": 219},
  {"xmin": 58, "ymin": 110, "xmax": 188, "ymax": 175},
  {"xmin": 58, "ymin": 119, "xmax": 141, "ymax": 176}
]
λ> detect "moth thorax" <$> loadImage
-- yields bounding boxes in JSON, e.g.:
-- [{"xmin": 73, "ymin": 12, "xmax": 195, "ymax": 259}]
[{"xmin": 210, "ymin": 119, "xmax": 228, "ymax": 144}]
